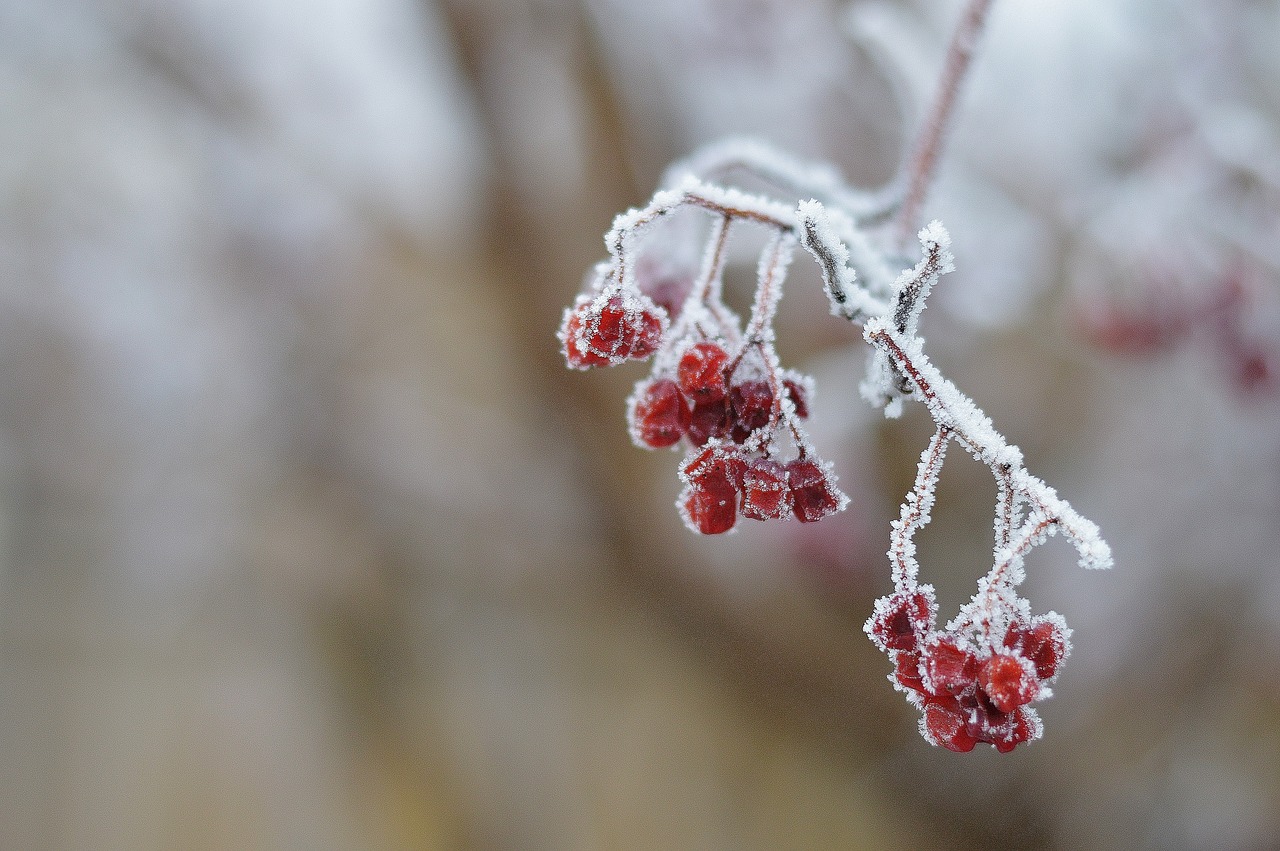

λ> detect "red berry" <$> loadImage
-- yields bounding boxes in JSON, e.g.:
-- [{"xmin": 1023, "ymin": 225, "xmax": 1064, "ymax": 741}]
[
  {"xmin": 678, "ymin": 342, "xmax": 730, "ymax": 403},
  {"xmin": 640, "ymin": 274, "xmax": 691, "ymax": 320},
  {"xmin": 729, "ymin": 380, "xmax": 773, "ymax": 440},
  {"xmin": 1003, "ymin": 618, "xmax": 1067, "ymax": 680},
  {"xmin": 923, "ymin": 697, "xmax": 977, "ymax": 752},
  {"xmin": 923, "ymin": 638, "xmax": 978, "ymax": 696},
  {"xmin": 580, "ymin": 295, "xmax": 666, "ymax": 363},
  {"xmin": 687, "ymin": 398, "xmax": 730, "ymax": 446},
  {"xmin": 893, "ymin": 650, "xmax": 925, "ymax": 693},
  {"xmin": 782, "ymin": 378, "xmax": 809, "ymax": 419},
  {"xmin": 978, "ymin": 653, "xmax": 1038, "ymax": 713},
  {"xmin": 992, "ymin": 708, "xmax": 1037, "ymax": 753},
  {"xmin": 683, "ymin": 467, "xmax": 739, "ymax": 535},
  {"xmin": 740, "ymin": 458, "xmax": 791, "ymax": 520},
  {"xmin": 868, "ymin": 590, "xmax": 935, "ymax": 652},
  {"xmin": 785, "ymin": 459, "xmax": 841, "ymax": 523},
  {"xmin": 633, "ymin": 379, "xmax": 691, "ymax": 448},
  {"xmin": 561, "ymin": 307, "xmax": 610, "ymax": 369}
]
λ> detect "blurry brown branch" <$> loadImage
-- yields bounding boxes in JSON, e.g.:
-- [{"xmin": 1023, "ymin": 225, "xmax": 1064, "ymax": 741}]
[{"xmin": 893, "ymin": 0, "xmax": 996, "ymax": 248}]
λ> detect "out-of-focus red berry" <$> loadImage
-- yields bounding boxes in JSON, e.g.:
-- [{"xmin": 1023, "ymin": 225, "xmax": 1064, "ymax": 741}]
[{"xmin": 687, "ymin": 398, "xmax": 730, "ymax": 446}]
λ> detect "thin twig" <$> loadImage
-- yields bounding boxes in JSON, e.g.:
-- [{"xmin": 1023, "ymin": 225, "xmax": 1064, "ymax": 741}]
[{"xmin": 893, "ymin": 0, "xmax": 997, "ymax": 248}]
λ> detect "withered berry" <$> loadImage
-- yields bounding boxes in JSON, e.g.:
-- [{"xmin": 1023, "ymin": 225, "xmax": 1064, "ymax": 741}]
[
  {"xmin": 923, "ymin": 638, "xmax": 978, "ymax": 696},
  {"xmin": 1003, "ymin": 618, "xmax": 1067, "ymax": 680}
]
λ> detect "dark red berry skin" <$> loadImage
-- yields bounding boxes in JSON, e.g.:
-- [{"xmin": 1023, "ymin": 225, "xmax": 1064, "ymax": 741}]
[
  {"xmin": 1003, "ymin": 619, "xmax": 1066, "ymax": 680},
  {"xmin": 979, "ymin": 654, "xmax": 1037, "ymax": 713},
  {"xmin": 740, "ymin": 458, "xmax": 791, "ymax": 520},
  {"xmin": 581, "ymin": 296, "xmax": 666, "ymax": 362},
  {"xmin": 634, "ymin": 379, "xmax": 691, "ymax": 448},
  {"xmin": 562, "ymin": 309, "xmax": 611, "ymax": 368},
  {"xmin": 924, "ymin": 697, "xmax": 977, "ymax": 752},
  {"xmin": 729, "ymin": 380, "xmax": 773, "ymax": 440},
  {"xmin": 785, "ymin": 459, "xmax": 839, "ymax": 522},
  {"xmin": 893, "ymin": 651, "xmax": 925, "ymax": 692},
  {"xmin": 678, "ymin": 342, "xmax": 730, "ymax": 403},
  {"xmin": 782, "ymin": 378, "xmax": 809, "ymax": 419},
  {"xmin": 687, "ymin": 398, "xmax": 730, "ymax": 446},
  {"xmin": 869, "ymin": 590, "xmax": 935, "ymax": 652},
  {"xmin": 685, "ymin": 467, "xmax": 738, "ymax": 534},
  {"xmin": 924, "ymin": 638, "xmax": 978, "ymax": 696}
]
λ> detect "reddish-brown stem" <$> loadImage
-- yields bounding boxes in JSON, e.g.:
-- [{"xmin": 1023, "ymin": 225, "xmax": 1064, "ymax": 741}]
[
  {"xmin": 890, "ymin": 425, "xmax": 951, "ymax": 586},
  {"xmin": 893, "ymin": 0, "xmax": 996, "ymax": 248}
]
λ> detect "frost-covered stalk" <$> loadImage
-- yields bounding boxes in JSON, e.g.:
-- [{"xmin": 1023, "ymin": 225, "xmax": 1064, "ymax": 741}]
[
  {"xmin": 556, "ymin": 1, "xmax": 1112, "ymax": 752},
  {"xmin": 893, "ymin": 0, "xmax": 996, "ymax": 248}
]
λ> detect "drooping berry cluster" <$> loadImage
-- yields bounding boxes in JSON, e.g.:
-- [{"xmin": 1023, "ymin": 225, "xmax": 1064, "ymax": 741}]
[
  {"xmin": 636, "ymin": 340, "xmax": 842, "ymax": 535},
  {"xmin": 560, "ymin": 203, "xmax": 846, "ymax": 536},
  {"xmin": 561, "ymin": 283, "xmax": 667, "ymax": 370},
  {"xmin": 866, "ymin": 588, "xmax": 1068, "ymax": 752}
]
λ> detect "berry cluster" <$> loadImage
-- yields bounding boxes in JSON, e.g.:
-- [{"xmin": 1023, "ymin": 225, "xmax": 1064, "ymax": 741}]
[
  {"xmin": 561, "ymin": 286, "xmax": 667, "ymax": 369},
  {"xmin": 560, "ymin": 217, "xmax": 846, "ymax": 536},
  {"xmin": 866, "ymin": 588, "xmax": 1069, "ymax": 752}
]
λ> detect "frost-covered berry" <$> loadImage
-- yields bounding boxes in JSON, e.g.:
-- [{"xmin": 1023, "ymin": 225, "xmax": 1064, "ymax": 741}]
[
  {"xmin": 680, "ymin": 444, "xmax": 745, "ymax": 535},
  {"xmin": 632, "ymin": 379, "xmax": 691, "ymax": 448},
  {"xmin": 922, "ymin": 638, "xmax": 978, "ymax": 696},
  {"xmin": 923, "ymin": 697, "xmax": 977, "ymax": 753},
  {"xmin": 563, "ymin": 293, "xmax": 667, "ymax": 367},
  {"xmin": 677, "ymin": 342, "xmax": 730, "ymax": 403},
  {"xmin": 978, "ymin": 653, "xmax": 1039, "ymax": 713},
  {"xmin": 560, "ymin": 307, "xmax": 612, "ymax": 369},
  {"xmin": 785, "ymin": 459, "xmax": 842, "ymax": 523},
  {"xmin": 893, "ymin": 650, "xmax": 925, "ymax": 692},
  {"xmin": 729, "ymin": 380, "xmax": 773, "ymax": 440},
  {"xmin": 683, "ymin": 466, "xmax": 738, "ymax": 534},
  {"xmin": 1003, "ymin": 617, "xmax": 1068, "ymax": 680},
  {"xmin": 740, "ymin": 458, "xmax": 791, "ymax": 520},
  {"xmin": 687, "ymin": 398, "xmax": 730, "ymax": 446},
  {"xmin": 782, "ymin": 378, "xmax": 809, "ymax": 419},
  {"xmin": 867, "ymin": 589, "xmax": 936, "ymax": 652}
]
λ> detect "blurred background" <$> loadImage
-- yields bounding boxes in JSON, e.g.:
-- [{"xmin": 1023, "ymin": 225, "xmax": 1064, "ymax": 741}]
[{"xmin": 2, "ymin": 0, "xmax": 1279, "ymax": 848}]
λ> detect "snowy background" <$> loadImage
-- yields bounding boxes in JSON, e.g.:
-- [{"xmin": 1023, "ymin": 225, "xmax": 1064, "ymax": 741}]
[{"xmin": 2, "ymin": 0, "xmax": 1278, "ymax": 848}]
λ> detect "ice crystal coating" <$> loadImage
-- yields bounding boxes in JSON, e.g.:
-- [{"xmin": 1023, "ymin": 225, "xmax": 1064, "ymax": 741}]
[{"xmin": 558, "ymin": 138, "xmax": 1112, "ymax": 751}]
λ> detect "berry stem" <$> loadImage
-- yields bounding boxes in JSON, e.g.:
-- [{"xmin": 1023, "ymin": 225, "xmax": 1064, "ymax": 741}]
[{"xmin": 892, "ymin": 0, "xmax": 997, "ymax": 249}]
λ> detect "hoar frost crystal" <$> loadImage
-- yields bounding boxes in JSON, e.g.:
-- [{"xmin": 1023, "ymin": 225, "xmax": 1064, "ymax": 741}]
[{"xmin": 559, "ymin": 139, "xmax": 1112, "ymax": 752}]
